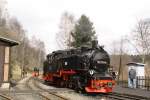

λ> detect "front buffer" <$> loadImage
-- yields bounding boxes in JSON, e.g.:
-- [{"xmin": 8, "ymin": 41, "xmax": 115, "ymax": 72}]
[{"xmin": 85, "ymin": 80, "xmax": 115, "ymax": 93}]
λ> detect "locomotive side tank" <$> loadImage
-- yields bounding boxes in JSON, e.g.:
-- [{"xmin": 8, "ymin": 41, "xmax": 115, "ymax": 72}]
[{"xmin": 43, "ymin": 40, "xmax": 115, "ymax": 93}]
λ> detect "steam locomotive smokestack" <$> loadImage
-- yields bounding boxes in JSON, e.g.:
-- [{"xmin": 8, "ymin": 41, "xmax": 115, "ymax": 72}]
[{"xmin": 92, "ymin": 40, "xmax": 98, "ymax": 48}]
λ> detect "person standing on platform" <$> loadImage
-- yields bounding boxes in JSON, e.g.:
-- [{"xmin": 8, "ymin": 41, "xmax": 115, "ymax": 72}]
[{"xmin": 129, "ymin": 67, "xmax": 136, "ymax": 88}]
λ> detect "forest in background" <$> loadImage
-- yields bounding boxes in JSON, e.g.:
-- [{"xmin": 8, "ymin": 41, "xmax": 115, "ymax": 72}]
[{"xmin": 0, "ymin": 0, "xmax": 46, "ymax": 80}]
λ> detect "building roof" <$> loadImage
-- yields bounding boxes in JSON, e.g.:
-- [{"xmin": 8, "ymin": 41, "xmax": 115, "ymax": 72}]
[
  {"xmin": 0, "ymin": 36, "xmax": 19, "ymax": 46},
  {"xmin": 126, "ymin": 62, "xmax": 145, "ymax": 67}
]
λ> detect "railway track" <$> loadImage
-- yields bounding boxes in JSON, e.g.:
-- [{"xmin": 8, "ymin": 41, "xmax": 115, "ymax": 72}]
[
  {"xmin": 103, "ymin": 92, "xmax": 150, "ymax": 100},
  {"xmin": 35, "ymin": 77, "xmax": 150, "ymax": 100},
  {"xmin": 27, "ymin": 77, "xmax": 70, "ymax": 100},
  {"xmin": 0, "ymin": 76, "xmax": 70, "ymax": 100},
  {"xmin": 8, "ymin": 76, "xmax": 149, "ymax": 100},
  {"xmin": 0, "ymin": 94, "xmax": 12, "ymax": 100}
]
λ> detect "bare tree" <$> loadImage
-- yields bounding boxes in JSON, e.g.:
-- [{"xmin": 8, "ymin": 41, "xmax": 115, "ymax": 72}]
[
  {"xmin": 30, "ymin": 36, "xmax": 46, "ymax": 67},
  {"xmin": 133, "ymin": 19, "xmax": 150, "ymax": 63},
  {"xmin": 0, "ymin": 0, "xmax": 8, "ymax": 27},
  {"xmin": 0, "ymin": 0, "xmax": 46, "ymax": 79},
  {"xmin": 56, "ymin": 12, "xmax": 75, "ymax": 49},
  {"xmin": 110, "ymin": 38, "xmax": 132, "ymax": 81}
]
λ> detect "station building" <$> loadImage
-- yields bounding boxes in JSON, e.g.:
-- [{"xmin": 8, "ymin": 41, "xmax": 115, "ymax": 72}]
[{"xmin": 0, "ymin": 37, "xmax": 19, "ymax": 88}]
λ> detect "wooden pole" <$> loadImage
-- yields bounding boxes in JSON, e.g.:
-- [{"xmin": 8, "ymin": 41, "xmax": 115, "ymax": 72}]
[{"xmin": 117, "ymin": 38, "xmax": 123, "ymax": 84}]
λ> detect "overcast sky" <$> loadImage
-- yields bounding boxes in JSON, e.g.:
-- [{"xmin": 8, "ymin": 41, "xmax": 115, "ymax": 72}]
[{"xmin": 6, "ymin": 0, "xmax": 150, "ymax": 53}]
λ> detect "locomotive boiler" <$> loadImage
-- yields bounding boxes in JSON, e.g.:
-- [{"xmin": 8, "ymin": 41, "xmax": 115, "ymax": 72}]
[{"xmin": 43, "ymin": 40, "xmax": 115, "ymax": 93}]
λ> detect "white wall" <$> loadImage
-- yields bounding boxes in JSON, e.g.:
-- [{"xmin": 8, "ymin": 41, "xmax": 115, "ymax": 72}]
[{"xmin": 128, "ymin": 65, "xmax": 145, "ymax": 77}]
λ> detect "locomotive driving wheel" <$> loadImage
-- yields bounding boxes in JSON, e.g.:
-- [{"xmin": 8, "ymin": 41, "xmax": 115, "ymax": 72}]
[
  {"xmin": 60, "ymin": 80, "xmax": 65, "ymax": 87},
  {"xmin": 75, "ymin": 79, "xmax": 85, "ymax": 93},
  {"xmin": 68, "ymin": 81, "xmax": 73, "ymax": 89}
]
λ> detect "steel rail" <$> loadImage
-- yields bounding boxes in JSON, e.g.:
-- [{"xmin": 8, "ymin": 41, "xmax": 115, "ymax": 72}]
[
  {"xmin": 38, "ymin": 93, "xmax": 52, "ymax": 100},
  {"xmin": 34, "ymin": 77, "xmax": 150, "ymax": 100},
  {"xmin": 113, "ymin": 92, "xmax": 150, "ymax": 100},
  {"xmin": 34, "ymin": 78, "xmax": 69, "ymax": 100},
  {"xmin": 106, "ymin": 92, "xmax": 149, "ymax": 100},
  {"xmin": 30, "ymin": 77, "xmax": 69, "ymax": 100},
  {"xmin": 0, "ymin": 94, "xmax": 12, "ymax": 100},
  {"xmin": 26, "ymin": 77, "xmax": 52, "ymax": 100}
]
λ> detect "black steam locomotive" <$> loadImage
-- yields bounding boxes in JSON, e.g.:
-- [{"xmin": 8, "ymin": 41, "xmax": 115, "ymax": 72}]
[{"xmin": 43, "ymin": 41, "xmax": 115, "ymax": 93}]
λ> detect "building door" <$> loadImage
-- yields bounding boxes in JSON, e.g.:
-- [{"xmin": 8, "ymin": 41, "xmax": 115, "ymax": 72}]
[{"xmin": 0, "ymin": 45, "xmax": 5, "ymax": 85}]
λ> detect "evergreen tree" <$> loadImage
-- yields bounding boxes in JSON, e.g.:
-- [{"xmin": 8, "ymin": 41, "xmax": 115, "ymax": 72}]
[{"xmin": 71, "ymin": 15, "xmax": 96, "ymax": 48}]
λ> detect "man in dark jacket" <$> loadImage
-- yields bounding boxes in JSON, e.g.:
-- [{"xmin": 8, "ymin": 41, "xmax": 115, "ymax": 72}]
[{"xmin": 129, "ymin": 68, "xmax": 136, "ymax": 88}]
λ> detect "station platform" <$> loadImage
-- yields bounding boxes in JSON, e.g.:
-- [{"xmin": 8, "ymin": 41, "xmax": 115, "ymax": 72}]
[{"xmin": 113, "ymin": 85, "xmax": 150, "ymax": 98}]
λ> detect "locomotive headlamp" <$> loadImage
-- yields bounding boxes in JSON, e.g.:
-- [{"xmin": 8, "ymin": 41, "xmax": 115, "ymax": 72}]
[
  {"xmin": 89, "ymin": 70, "xmax": 95, "ymax": 75},
  {"xmin": 64, "ymin": 62, "xmax": 68, "ymax": 65}
]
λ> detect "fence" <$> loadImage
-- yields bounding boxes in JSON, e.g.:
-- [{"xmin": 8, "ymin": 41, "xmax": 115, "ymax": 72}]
[
  {"xmin": 118, "ymin": 76, "xmax": 150, "ymax": 91},
  {"xmin": 136, "ymin": 76, "xmax": 150, "ymax": 91}
]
